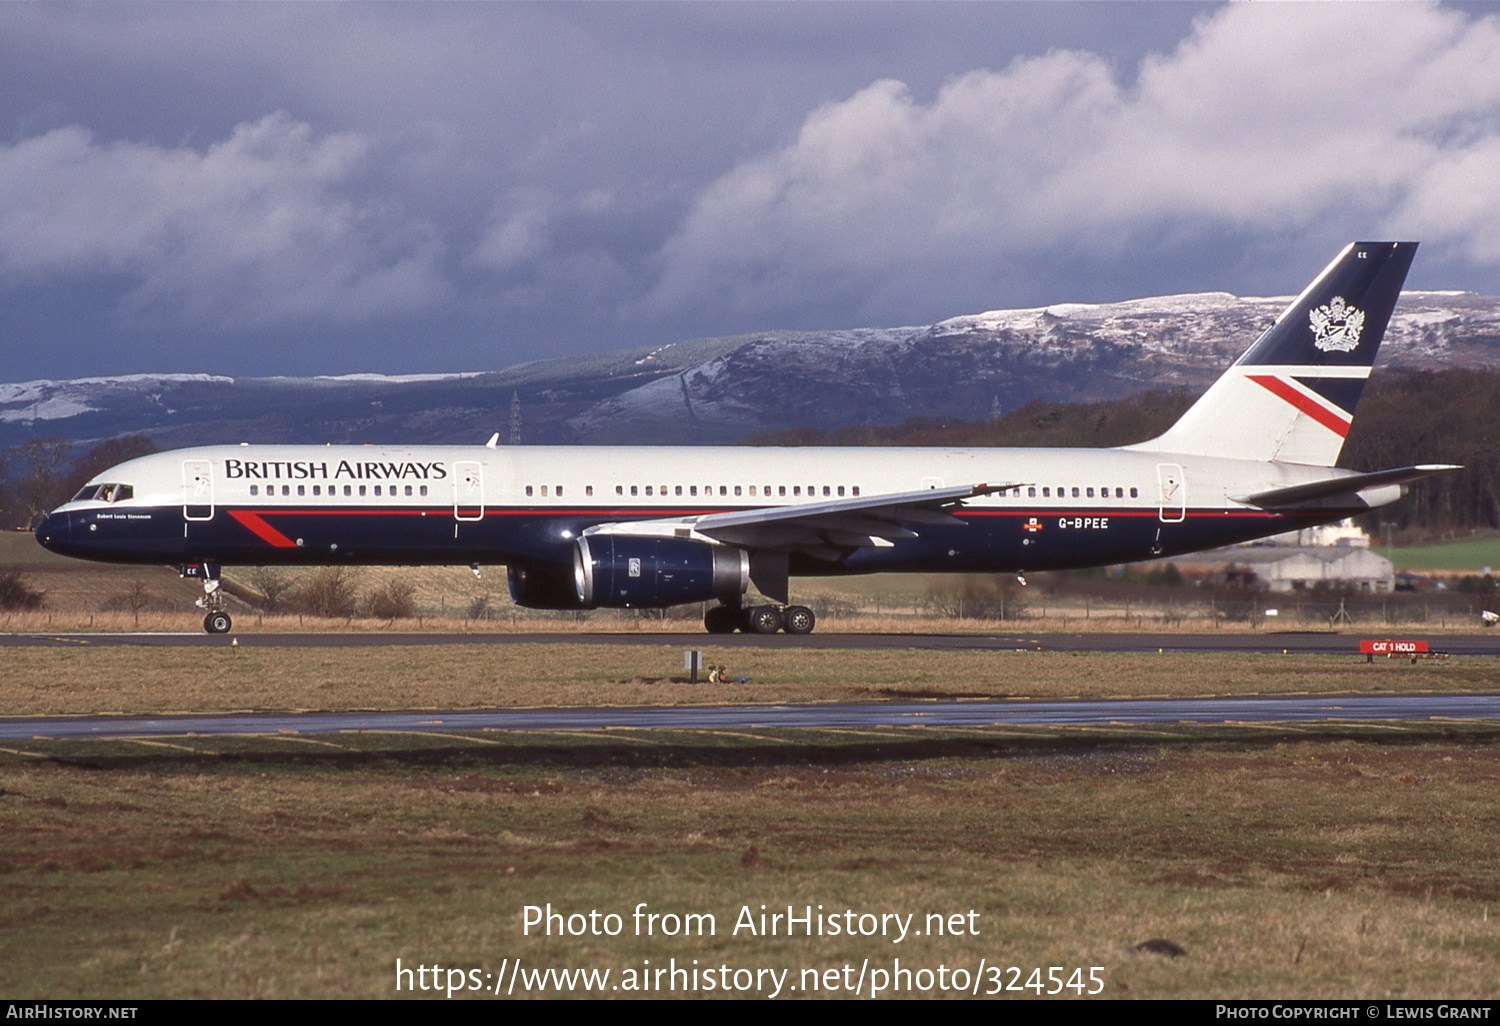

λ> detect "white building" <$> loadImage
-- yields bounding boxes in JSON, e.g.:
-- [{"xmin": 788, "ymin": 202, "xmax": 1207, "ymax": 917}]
[
  {"xmin": 1261, "ymin": 518, "xmax": 1372, "ymax": 548},
  {"xmin": 1220, "ymin": 545, "xmax": 1394, "ymax": 593}
]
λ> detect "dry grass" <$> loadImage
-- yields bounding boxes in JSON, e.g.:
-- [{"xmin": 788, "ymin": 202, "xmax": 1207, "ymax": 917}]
[
  {"xmin": 2, "ymin": 735, "xmax": 1499, "ymax": 998},
  {"xmin": 1, "ymin": 645, "xmax": 1493, "ymax": 717}
]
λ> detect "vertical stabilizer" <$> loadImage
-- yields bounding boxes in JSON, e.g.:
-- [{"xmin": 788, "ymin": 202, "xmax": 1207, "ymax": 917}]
[{"xmin": 1129, "ymin": 242, "xmax": 1417, "ymax": 466}]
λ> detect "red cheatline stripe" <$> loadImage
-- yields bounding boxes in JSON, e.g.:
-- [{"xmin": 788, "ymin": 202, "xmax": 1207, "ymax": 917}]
[
  {"xmin": 1246, "ymin": 374, "xmax": 1350, "ymax": 437},
  {"xmin": 226, "ymin": 510, "xmax": 298, "ymax": 548}
]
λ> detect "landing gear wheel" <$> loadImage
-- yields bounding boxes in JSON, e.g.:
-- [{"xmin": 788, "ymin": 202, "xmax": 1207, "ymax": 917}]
[
  {"xmin": 704, "ymin": 606, "xmax": 738, "ymax": 634},
  {"xmin": 783, "ymin": 605, "xmax": 816, "ymax": 635},
  {"xmin": 193, "ymin": 570, "xmax": 230, "ymax": 635},
  {"xmin": 746, "ymin": 605, "xmax": 784, "ymax": 634}
]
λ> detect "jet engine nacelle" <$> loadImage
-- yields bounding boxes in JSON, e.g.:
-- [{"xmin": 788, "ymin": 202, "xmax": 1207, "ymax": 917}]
[
  {"xmin": 575, "ymin": 535, "xmax": 749, "ymax": 609},
  {"xmin": 508, "ymin": 563, "xmax": 590, "ymax": 610}
]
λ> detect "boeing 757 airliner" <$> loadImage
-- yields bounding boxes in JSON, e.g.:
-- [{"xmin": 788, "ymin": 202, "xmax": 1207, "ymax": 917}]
[{"xmin": 36, "ymin": 242, "xmax": 1457, "ymax": 634}]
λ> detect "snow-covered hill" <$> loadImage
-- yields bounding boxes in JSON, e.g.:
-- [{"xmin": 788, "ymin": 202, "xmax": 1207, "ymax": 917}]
[{"xmin": 4, "ymin": 291, "xmax": 1498, "ymax": 447}]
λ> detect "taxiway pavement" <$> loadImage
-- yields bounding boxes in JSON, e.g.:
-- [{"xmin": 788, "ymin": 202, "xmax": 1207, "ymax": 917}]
[
  {"xmin": 4, "ymin": 693, "xmax": 1499, "ymax": 741},
  {"xmin": 6, "ymin": 629, "xmax": 1500, "ymax": 655}
]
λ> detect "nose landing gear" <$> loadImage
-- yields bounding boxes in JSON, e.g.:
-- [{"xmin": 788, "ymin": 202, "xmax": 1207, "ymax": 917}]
[{"xmin": 183, "ymin": 563, "xmax": 232, "ymax": 634}]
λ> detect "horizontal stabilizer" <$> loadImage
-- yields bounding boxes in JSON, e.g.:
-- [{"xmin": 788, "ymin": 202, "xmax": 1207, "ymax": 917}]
[{"xmin": 1233, "ymin": 464, "xmax": 1461, "ymax": 508}]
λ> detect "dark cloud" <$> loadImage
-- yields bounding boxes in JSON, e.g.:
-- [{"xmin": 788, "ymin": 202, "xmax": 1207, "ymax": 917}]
[{"xmin": 0, "ymin": 2, "xmax": 1496, "ymax": 383}]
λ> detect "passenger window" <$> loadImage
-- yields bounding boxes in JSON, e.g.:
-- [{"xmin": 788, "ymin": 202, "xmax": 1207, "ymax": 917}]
[
  {"xmin": 675, "ymin": 485, "xmax": 682, "ymax": 496},
  {"xmin": 1115, "ymin": 487, "xmax": 1123, "ymax": 498},
  {"xmin": 720, "ymin": 486, "xmax": 727, "ymax": 496},
  {"xmin": 778, "ymin": 486, "xmax": 786, "ymax": 497},
  {"xmin": 525, "ymin": 485, "xmax": 533, "ymax": 497},
  {"xmin": 344, "ymin": 485, "xmax": 353, "ymax": 497},
  {"xmin": 1130, "ymin": 487, "xmax": 1139, "ymax": 498},
  {"xmin": 298, "ymin": 485, "xmax": 306, "ymax": 497},
  {"xmin": 852, "ymin": 486, "xmax": 859, "ymax": 496},
  {"xmin": 616, "ymin": 485, "xmax": 624, "ymax": 496},
  {"xmin": 1042, "ymin": 487, "xmax": 1049, "ymax": 497},
  {"xmin": 312, "ymin": 485, "xmax": 320, "ymax": 496},
  {"xmin": 374, "ymin": 485, "xmax": 382, "ymax": 496},
  {"xmin": 837, "ymin": 485, "xmax": 845, "ymax": 496},
  {"xmin": 734, "ymin": 485, "xmax": 742, "ymax": 496},
  {"xmin": 794, "ymin": 486, "xmax": 801, "ymax": 496},
  {"xmin": 1086, "ymin": 487, "xmax": 1094, "ymax": 498},
  {"xmin": 749, "ymin": 486, "xmax": 757, "ymax": 497},
  {"xmin": 1071, "ymin": 487, "xmax": 1079, "ymax": 498},
  {"xmin": 358, "ymin": 485, "xmax": 366, "ymax": 497},
  {"xmin": 631, "ymin": 486, "xmax": 638, "ymax": 496},
  {"xmin": 557, "ymin": 486, "xmax": 563, "ymax": 497},
  {"xmin": 405, "ymin": 485, "xmax": 413, "ymax": 497},
  {"xmin": 645, "ymin": 486, "xmax": 653, "ymax": 496},
  {"xmin": 690, "ymin": 485, "xmax": 697, "ymax": 496},
  {"xmin": 823, "ymin": 485, "xmax": 831, "ymax": 496},
  {"xmin": 541, "ymin": 485, "xmax": 549, "ymax": 497},
  {"xmin": 283, "ymin": 485, "xmax": 291, "ymax": 496},
  {"xmin": 1028, "ymin": 487, "xmax": 1036, "ymax": 497},
  {"xmin": 250, "ymin": 485, "xmax": 259, "ymax": 497},
  {"xmin": 420, "ymin": 485, "xmax": 428, "ymax": 497}
]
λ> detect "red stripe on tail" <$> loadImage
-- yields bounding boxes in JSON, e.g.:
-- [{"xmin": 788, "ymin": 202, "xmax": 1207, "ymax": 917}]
[{"xmin": 1246, "ymin": 374, "xmax": 1351, "ymax": 438}]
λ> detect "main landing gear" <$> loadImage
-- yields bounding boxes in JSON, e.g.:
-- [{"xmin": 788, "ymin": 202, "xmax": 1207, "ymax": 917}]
[
  {"xmin": 182, "ymin": 563, "xmax": 232, "ymax": 634},
  {"xmin": 704, "ymin": 603, "xmax": 816, "ymax": 635}
]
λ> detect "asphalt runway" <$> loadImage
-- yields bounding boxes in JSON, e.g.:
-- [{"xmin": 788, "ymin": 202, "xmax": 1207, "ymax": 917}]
[
  {"xmin": 4, "ymin": 693, "xmax": 1499, "ymax": 741},
  {"xmin": 7, "ymin": 629, "xmax": 1500, "ymax": 655}
]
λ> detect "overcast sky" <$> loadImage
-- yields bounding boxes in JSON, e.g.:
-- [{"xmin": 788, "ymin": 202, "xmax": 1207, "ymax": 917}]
[{"xmin": 3, "ymin": 1, "xmax": 1500, "ymax": 382}]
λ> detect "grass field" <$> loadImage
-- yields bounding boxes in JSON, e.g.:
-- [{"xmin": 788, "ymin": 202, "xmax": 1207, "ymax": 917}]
[
  {"xmin": 3, "ymin": 642, "xmax": 1500, "ymax": 999},
  {"xmin": 3, "ymin": 724, "xmax": 1499, "ymax": 999},
  {"xmin": 1391, "ymin": 534, "xmax": 1500, "ymax": 573},
  {"xmin": 2, "ymin": 646, "xmax": 1492, "ymax": 716}
]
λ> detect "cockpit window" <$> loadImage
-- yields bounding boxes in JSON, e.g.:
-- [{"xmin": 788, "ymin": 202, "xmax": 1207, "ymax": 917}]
[{"xmin": 72, "ymin": 483, "xmax": 133, "ymax": 503}]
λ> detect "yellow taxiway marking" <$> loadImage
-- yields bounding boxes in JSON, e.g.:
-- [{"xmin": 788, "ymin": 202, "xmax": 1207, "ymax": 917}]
[
  {"xmin": 378, "ymin": 730, "xmax": 508, "ymax": 746},
  {"xmin": 263, "ymin": 734, "xmax": 352, "ymax": 749},
  {"xmin": 123, "ymin": 738, "xmax": 204, "ymax": 753}
]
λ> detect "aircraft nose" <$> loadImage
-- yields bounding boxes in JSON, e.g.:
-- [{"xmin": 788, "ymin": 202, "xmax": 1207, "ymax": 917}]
[{"xmin": 34, "ymin": 511, "xmax": 62, "ymax": 550}]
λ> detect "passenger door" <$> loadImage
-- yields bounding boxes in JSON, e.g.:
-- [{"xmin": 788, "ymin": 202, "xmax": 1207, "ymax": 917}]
[
  {"xmin": 182, "ymin": 459, "xmax": 214, "ymax": 521},
  {"xmin": 453, "ymin": 461, "xmax": 485, "ymax": 522},
  {"xmin": 1156, "ymin": 463, "xmax": 1185, "ymax": 523}
]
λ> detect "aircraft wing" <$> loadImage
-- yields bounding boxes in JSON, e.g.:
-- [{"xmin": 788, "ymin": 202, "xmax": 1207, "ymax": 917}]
[
  {"xmin": 1233, "ymin": 464, "xmax": 1461, "ymax": 508},
  {"xmin": 584, "ymin": 481, "xmax": 1016, "ymax": 559}
]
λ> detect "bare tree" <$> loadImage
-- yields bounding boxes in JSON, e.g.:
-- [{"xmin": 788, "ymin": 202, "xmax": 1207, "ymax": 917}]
[
  {"xmin": 247, "ymin": 567, "xmax": 294, "ymax": 613},
  {"xmin": 0, "ymin": 569, "xmax": 45, "ymax": 610},
  {"xmin": 3, "ymin": 436, "xmax": 73, "ymax": 526},
  {"xmin": 363, "ymin": 580, "xmax": 417, "ymax": 620},
  {"xmin": 297, "ymin": 567, "xmax": 360, "ymax": 618}
]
